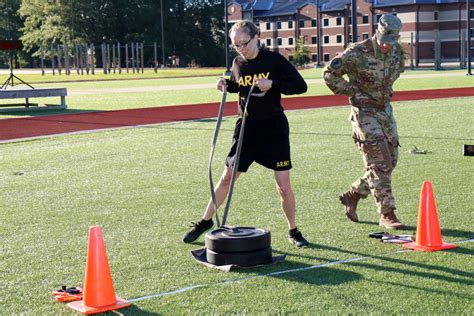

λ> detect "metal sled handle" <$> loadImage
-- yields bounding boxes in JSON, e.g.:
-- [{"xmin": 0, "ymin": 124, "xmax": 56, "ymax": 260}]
[
  {"xmin": 221, "ymin": 84, "xmax": 259, "ymax": 226},
  {"xmin": 209, "ymin": 83, "xmax": 227, "ymax": 227}
]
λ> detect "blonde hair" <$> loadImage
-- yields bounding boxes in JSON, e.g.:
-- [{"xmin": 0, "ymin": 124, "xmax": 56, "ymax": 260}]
[{"xmin": 229, "ymin": 20, "xmax": 260, "ymax": 38}]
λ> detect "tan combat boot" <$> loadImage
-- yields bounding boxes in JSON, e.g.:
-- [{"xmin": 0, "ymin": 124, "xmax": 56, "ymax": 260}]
[
  {"xmin": 339, "ymin": 190, "xmax": 361, "ymax": 222},
  {"xmin": 379, "ymin": 210, "xmax": 405, "ymax": 230}
]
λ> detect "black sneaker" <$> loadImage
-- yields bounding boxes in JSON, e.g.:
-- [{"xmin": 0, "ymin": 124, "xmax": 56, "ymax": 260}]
[
  {"xmin": 182, "ymin": 219, "xmax": 214, "ymax": 243},
  {"xmin": 288, "ymin": 228, "xmax": 309, "ymax": 247}
]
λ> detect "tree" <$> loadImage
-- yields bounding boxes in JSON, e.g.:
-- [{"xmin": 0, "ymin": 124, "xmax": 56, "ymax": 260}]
[
  {"xmin": 164, "ymin": 0, "xmax": 225, "ymax": 66},
  {"xmin": 0, "ymin": 0, "xmax": 22, "ymax": 67},
  {"xmin": 17, "ymin": 0, "xmax": 227, "ymax": 67},
  {"xmin": 19, "ymin": 0, "xmax": 73, "ymax": 57},
  {"xmin": 0, "ymin": 0, "xmax": 21, "ymax": 40},
  {"xmin": 292, "ymin": 36, "xmax": 311, "ymax": 67}
]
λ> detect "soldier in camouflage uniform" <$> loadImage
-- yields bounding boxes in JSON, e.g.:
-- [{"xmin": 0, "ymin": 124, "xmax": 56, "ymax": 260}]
[{"xmin": 323, "ymin": 14, "xmax": 405, "ymax": 229}]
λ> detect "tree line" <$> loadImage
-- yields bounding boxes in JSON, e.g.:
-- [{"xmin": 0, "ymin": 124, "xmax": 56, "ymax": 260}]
[{"xmin": 0, "ymin": 0, "xmax": 227, "ymax": 68}]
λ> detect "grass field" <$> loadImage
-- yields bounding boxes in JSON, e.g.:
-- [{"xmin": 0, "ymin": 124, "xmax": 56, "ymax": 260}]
[
  {"xmin": 0, "ymin": 68, "xmax": 472, "ymax": 119},
  {"xmin": 0, "ymin": 68, "xmax": 225, "ymax": 83},
  {"xmin": 0, "ymin": 66, "xmax": 469, "ymax": 83},
  {"xmin": 1, "ymin": 96, "xmax": 473, "ymax": 314}
]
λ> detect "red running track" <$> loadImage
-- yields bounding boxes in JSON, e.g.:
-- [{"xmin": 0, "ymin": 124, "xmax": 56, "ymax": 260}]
[{"xmin": 1, "ymin": 87, "xmax": 473, "ymax": 142}]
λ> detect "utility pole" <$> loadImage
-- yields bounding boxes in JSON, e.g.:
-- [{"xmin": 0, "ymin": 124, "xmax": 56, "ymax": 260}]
[
  {"xmin": 317, "ymin": 0, "xmax": 321, "ymax": 66},
  {"xmin": 224, "ymin": 0, "xmax": 231, "ymax": 76},
  {"xmin": 467, "ymin": 0, "xmax": 472, "ymax": 75},
  {"xmin": 351, "ymin": 0, "xmax": 358, "ymax": 43},
  {"xmin": 161, "ymin": 0, "xmax": 165, "ymax": 68}
]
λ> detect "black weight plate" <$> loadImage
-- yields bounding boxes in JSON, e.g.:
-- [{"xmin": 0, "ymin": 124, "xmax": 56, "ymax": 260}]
[
  {"xmin": 206, "ymin": 246, "xmax": 273, "ymax": 267},
  {"xmin": 205, "ymin": 227, "xmax": 271, "ymax": 253}
]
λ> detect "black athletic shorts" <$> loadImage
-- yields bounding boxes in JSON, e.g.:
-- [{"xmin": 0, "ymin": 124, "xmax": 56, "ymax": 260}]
[{"xmin": 225, "ymin": 114, "xmax": 292, "ymax": 172}]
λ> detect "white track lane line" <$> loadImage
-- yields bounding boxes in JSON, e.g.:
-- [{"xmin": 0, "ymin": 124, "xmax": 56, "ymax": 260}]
[{"xmin": 128, "ymin": 238, "xmax": 473, "ymax": 303}]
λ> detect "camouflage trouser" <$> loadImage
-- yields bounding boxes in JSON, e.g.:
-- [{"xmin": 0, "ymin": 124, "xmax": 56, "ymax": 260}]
[{"xmin": 349, "ymin": 104, "xmax": 399, "ymax": 214}]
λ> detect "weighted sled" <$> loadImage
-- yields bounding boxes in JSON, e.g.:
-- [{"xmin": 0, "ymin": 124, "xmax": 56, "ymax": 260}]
[
  {"xmin": 205, "ymin": 227, "xmax": 271, "ymax": 253},
  {"xmin": 206, "ymin": 246, "xmax": 273, "ymax": 267}
]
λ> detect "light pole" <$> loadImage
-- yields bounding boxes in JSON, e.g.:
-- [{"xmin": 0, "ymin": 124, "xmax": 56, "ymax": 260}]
[
  {"xmin": 224, "ymin": 0, "xmax": 231, "ymax": 76},
  {"xmin": 161, "ymin": 0, "xmax": 165, "ymax": 68},
  {"xmin": 316, "ymin": 0, "xmax": 321, "ymax": 66},
  {"xmin": 351, "ymin": 0, "xmax": 357, "ymax": 43},
  {"xmin": 467, "ymin": 0, "xmax": 472, "ymax": 75}
]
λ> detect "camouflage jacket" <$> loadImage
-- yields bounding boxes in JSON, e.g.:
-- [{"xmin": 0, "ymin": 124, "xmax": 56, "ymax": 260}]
[{"xmin": 323, "ymin": 36, "xmax": 405, "ymax": 109}]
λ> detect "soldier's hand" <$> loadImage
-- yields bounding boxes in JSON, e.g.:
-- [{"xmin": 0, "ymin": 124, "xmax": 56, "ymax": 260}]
[
  {"xmin": 216, "ymin": 78, "xmax": 227, "ymax": 92},
  {"xmin": 255, "ymin": 79, "xmax": 272, "ymax": 92}
]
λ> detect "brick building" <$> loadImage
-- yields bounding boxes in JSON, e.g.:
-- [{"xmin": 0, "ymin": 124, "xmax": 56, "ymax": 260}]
[{"xmin": 227, "ymin": 0, "xmax": 473, "ymax": 66}]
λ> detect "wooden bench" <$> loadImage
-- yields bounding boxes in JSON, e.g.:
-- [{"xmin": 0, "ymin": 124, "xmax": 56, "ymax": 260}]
[{"xmin": 0, "ymin": 88, "xmax": 67, "ymax": 112}]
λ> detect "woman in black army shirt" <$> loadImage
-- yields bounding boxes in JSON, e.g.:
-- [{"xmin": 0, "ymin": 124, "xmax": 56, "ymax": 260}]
[{"xmin": 183, "ymin": 20, "xmax": 309, "ymax": 247}]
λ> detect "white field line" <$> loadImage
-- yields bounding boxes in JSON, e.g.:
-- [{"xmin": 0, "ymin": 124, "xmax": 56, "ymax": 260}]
[{"xmin": 128, "ymin": 238, "xmax": 474, "ymax": 303}]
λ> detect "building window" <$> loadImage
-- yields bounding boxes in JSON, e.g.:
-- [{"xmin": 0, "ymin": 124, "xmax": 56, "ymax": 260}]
[
  {"xmin": 277, "ymin": 38, "xmax": 282, "ymax": 46},
  {"xmin": 277, "ymin": 21, "xmax": 282, "ymax": 29},
  {"xmin": 324, "ymin": 53, "xmax": 330, "ymax": 62},
  {"xmin": 348, "ymin": 34, "xmax": 353, "ymax": 43},
  {"xmin": 348, "ymin": 16, "xmax": 352, "ymax": 25},
  {"xmin": 266, "ymin": 38, "xmax": 271, "ymax": 46},
  {"xmin": 362, "ymin": 15, "xmax": 369, "ymax": 24},
  {"xmin": 323, "ymin": 18, "xmax": 329, "ymax": 27},
  {"xmin": 362, "ymin": 33, "xmax": 369, "ymax": 40},
  {"xmin": 471, "ymin": 10, "xmax": 474, "ymax": 19},
  {"xmin": 336, "ymin": 17, "xmax": 342, "ymax": 26},
  {"xmin": 288, "ymin": 20, "xmax": 293, "ymax": 29},
  {"xmin": 433, "ymin": 11, "xmax": 438, "ymax": 21},
  {"xmin": 312, "ymin": 54, "xmax": 318, "ymax": 62},
  {"xmin": 299, "ymin": 19, "xmax": 305, "ymax": 28},
  {"xmin": 289, "ymin": 37, "xmax": 294, "ymax": 46},
  {"xmin": 324, "ymin": 35, "xmax": 330, "ymax": 44},
  {"xmin": 376, "ymin": 14, "xmax": 382, "ymax": 23},
  {"xmin": 266, "ymin": 22, "xmax": 271, "ymax": 30},
  {"xmin": 311, "ymin": 36, "xmax": 318, "ymax": 44},
  {"xmin": 336, "ymin": 35, "xmax": 342, "ymax": 43},
  {"xmin": 311, "ymin": 19, "xmax": 317, "ymax": 27}
]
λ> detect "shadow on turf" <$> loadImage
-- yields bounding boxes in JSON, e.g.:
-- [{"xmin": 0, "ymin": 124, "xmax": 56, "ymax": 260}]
[
  {"xmin": 101, "ymin": 305, "xmax": 161, "ymax": 315},
  {"xmin": 273, "ymin": 242, "xmax": 473, "ymax": 287},
  {"xmin": 351, "ymin": 221, "xmax": 472, "ymax": 240},
  {"xmin": 186, "ymin": 242, "xmax": 362, "ymax": 285},
  {"xmin": 266, "ymin": 258, "xmax": 362, "ymax": 285}
]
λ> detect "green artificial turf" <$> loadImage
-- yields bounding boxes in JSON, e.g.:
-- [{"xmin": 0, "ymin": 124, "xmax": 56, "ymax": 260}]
[
  {"xmin": 0, "ymin": 97, "xmax": 472, "ymax": 314},
  {"xmin": 0, "ymin": 69, "xmax": 472, "ymax": 119},
  {"xmin": 0, "ymin": 68, "xmax": 224, "ymax": 83}
]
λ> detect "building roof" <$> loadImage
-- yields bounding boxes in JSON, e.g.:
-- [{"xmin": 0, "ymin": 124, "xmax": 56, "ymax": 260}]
[
  {"xmin": 252, "ymin": 0, "xmax": 275, "ymax": 11},
  {"xmin": 229, "ymin": 0, "xmax": 352, "ymax": 16},
  {"xmin": 254, "ymin": 1, "xmax": 316, "ymax": 17},
  {"xmin": 230, "ymin": 0, "xmax": 253, "ymax": 11},
  {"xmin": 228, "ymin": 0, "xmax": 466, "ymax": 16},
  {"xmin": 372, "ymin": 0, "xmax": 464, "ymax": 7},
  {"xmin": 319, "ymin": 0, "xmax": 350, "ymax": 12}
]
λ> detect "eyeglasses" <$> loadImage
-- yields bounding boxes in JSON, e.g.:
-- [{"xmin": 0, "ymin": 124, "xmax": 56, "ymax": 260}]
[{"xmin": 233, "ymin": 37, "xmax": 254, "ymax": 50}]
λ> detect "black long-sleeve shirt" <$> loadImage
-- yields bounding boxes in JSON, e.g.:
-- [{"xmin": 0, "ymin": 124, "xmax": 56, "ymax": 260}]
[{"xmin": 226, "ymin": 49, "xmax": 307, "ymax": 120}]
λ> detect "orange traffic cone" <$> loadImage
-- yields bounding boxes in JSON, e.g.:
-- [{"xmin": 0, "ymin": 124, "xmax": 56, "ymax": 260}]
[
  {"xmin": 68, "ymin": 226, "xmax": 131, "ymax": 314},
  {"xmin": 404, "ymin": 181, "xmax": 457, "ymax": 252}
]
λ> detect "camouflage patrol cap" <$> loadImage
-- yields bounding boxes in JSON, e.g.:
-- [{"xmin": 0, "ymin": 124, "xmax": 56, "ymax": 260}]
[{"xmin": 376, "ymin": 14, "xmax": 402, "ymax": 45}]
